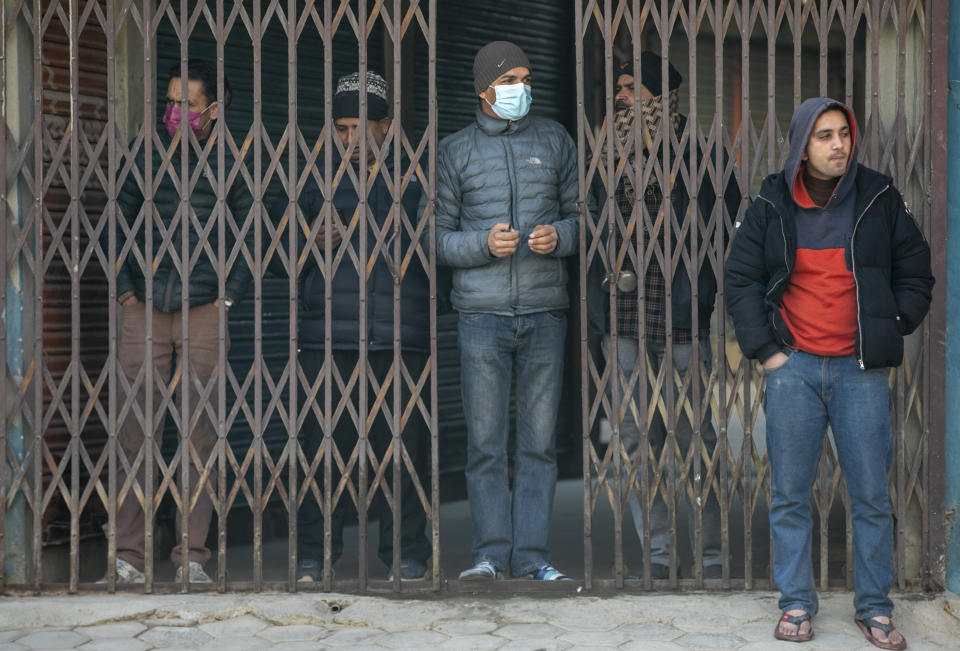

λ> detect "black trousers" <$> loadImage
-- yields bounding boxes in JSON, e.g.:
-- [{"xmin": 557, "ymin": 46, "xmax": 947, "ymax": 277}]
[{"xmin": 297, "ymin": 348, "xmax": 431, "ymax": 567}]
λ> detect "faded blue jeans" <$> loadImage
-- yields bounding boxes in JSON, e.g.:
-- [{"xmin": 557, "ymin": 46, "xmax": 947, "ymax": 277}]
[
  {"xmin": 458, "ymin": 310, "xmax": 567, "ymax": 576},
  {"xmin": 612, "ymin": 338, "xmax": 722, "ymax": 571},
  {"xmin": 765, "ymin": 349, "xmax": 894, "ymax": 620}
]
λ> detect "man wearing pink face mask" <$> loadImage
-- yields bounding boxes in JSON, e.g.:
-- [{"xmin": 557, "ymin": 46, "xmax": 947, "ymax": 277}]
[{"xmin": 100, "ymin": 59, "xmax": 253, "ymax": 585}]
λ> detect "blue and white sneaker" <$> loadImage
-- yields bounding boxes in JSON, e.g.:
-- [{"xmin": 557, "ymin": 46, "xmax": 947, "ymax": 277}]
[
  {"xmin": 531, "ymin": 564, "xmax": 573, "ymax": 581},
  {"xmin": 458, "ymin": 560, "xmax": 501, "ymax": 581}
]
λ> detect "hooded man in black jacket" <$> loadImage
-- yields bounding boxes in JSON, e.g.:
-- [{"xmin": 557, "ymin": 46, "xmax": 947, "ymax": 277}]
[
  {"xmin": 267, "ymin": 71, "xmax": 431, "ymax": 583},
  {"xmin": 726, "ymin": 97, "xmax": 933, "ymax": 648}
]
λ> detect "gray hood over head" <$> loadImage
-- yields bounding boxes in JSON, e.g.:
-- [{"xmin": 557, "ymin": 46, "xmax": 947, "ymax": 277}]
[{"xmin": 785, "ymin": 97, "xmax": 859, "ymax": 208}]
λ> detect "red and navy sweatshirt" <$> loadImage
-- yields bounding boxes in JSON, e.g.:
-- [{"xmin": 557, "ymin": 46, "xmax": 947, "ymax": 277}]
[{"xmin": 778, "ymin": 100, "xmax": 860, "ymax": 356}]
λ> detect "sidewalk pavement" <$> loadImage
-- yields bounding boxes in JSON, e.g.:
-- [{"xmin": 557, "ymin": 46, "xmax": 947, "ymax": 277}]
[{"xmin": 0, "ymin": 590, "xmax": 957, "ymax": 650}]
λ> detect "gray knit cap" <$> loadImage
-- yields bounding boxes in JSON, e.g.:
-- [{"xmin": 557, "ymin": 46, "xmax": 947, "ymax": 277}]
[{"xmin": 473, "ymin": 41, "xmax": 531, "ymax": 94}]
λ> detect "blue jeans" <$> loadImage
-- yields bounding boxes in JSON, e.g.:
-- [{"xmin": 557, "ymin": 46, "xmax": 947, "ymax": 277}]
[
  {"xmin": 458, "ymin": 310, "xmax": 567, "ymax": 576},
  {"xmin": 765, "ymin": 350, "xmax": 894, "ymax": 619},
  {"xmin": 611, "ymin": 338, "xmax": 722, "ymax": 570}
]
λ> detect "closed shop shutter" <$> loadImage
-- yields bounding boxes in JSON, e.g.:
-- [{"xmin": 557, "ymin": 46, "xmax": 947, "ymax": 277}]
[
  {"xmin": 420, "ymin": 1, "xmax": 580, "ymax": 477},
  {"xmin": 39, "ymin": 0, "xmax": 111, "ymax": 544}
]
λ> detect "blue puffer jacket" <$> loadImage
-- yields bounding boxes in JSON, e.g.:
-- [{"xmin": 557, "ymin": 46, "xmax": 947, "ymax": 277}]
[
  {"xmin": 431, "ymin": 108, "xmax": 579, "ymax": 314},
  {"xmin": 267, "ymin": 148, "xmax": 429, "ymax": 352}
]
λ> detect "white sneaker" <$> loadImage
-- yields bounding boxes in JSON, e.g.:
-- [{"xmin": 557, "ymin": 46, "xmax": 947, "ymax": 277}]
[
  {"xmin": 174, "ymin": 561, "xmax": 213, "ymax": 584},
  {"xmin": 96, "ymin": 559, "xmax": 145, "ymax": 585}
]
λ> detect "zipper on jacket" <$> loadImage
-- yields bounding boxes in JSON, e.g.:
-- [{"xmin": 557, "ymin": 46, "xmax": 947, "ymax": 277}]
[
  {"xmin": 504, "ymin": 138, "xmax": 520, "ymax": 310},
  {"xmin": 162, "ymin": 265, "xmax": 176, "ymax": 312},
  {"xmin": 757, "ymin": 196, "xmax": 791, "ymax": 302},
  {"xmin": 850, "ymin": 184, "xmax": 889, "ymax": 370}
]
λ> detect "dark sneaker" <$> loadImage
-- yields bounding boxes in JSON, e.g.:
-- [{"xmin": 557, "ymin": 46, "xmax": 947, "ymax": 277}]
[
  {"xmin": 530, "ymin": 565, "xmax": 573, "ymax": 581},
  {"xmin": 627, "ymin": 563, "xmax": 671, "ymax": 580},
  {"xmin": 297, "ymin": 558, "xmax": 324, "ymax": 584},
  {"xmin": 458, "ymin": 561, "xmax": 501, "ymax": 581},
  {"xmin": 705, "ymin": 564, "xmax": 723, "ymax": 579},
  {"xmin": 386, "ymin": 559, "xmax": 428, "ymax": 581}
]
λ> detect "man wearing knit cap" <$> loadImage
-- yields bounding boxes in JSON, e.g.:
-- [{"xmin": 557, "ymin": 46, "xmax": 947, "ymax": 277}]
[
  {"xmin": 589, "ymin": 51, "xmax": 741, "ymax": 583},
  {"xmin": 268, "ymin": 70, "xmax": 431, "ymax": 583},
  {"xmin": 726, "ymin": 98, "xmax": 932, "ymax": 647},
  {"xmin": 429, "ymin": 40, "xmax": 579, "ymax": 582}
]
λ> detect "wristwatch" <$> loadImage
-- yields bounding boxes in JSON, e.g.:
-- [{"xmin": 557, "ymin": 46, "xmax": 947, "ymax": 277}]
[{"xmin": 223, "ymin": 298, "xmax": 234, "ymax": 309}]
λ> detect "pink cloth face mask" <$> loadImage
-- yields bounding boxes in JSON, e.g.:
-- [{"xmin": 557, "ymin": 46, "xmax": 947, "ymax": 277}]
[{"xmin": 162, "ymin": 103, "xmax": 213, "ymax": 139}]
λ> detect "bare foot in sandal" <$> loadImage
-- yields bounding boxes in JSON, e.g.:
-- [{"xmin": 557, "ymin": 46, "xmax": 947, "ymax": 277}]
[
  {"xmin": 856, "ymin": 615, "xmax": 907, "ymax": 650},
  {"xmin": 774, "ymin": 609, "xmax": 814, "ymax": 642}
]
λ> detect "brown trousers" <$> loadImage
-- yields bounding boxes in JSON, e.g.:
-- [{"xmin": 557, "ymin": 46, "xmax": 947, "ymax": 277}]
[{"xmin": 115, "ymin": 301, "xmax": 227, "ymax": 571}]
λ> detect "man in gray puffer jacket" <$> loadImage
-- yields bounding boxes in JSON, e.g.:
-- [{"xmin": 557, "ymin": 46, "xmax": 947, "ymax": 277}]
[{"xmin": 432, "ymin": 41, "xmax": 579, "ymax": 582}]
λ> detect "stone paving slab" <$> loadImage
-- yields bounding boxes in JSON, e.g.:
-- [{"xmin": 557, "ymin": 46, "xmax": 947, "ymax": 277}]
[{"xmin": 0, "ymin": 591, "xmax": 955, "ymax": 649}]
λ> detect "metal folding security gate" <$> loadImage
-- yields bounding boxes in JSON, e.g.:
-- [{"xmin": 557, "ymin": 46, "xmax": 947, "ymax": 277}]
[
  {"xmin": 0, "ymin": 0, "xmax": 946, "ymax": 594},
  {"xmin": 575, "ymin": 0, "xmax": 945, "ymax": 592}
]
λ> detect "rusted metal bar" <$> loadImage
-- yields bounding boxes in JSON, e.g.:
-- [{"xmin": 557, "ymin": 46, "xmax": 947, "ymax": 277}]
[
  {"xmin": 926, "ymin": 0, "xmax": 948, "ymax": 593},
  {"xmin": 176, "ymin": 0, "xmax": 192, "ymax": 592},
  {"xmin": 633, "ymin": 1, "xmax": 652, "ymax": 591},
  {"xmin": 286, "ymin": 0, "xmax": 299, "ymax": 592},
  {"xmin": 604, "ymin": 0, "xmax": 621, "ymax": 593},
  {"xmin": 0, "ymin": 0, "xmax": 10, "ymax": 589},
  {"xmin": 894, "ymin": 0, "xmax": 908, "ymax": 591},
  {"xmin": 250, "ymin": 0, "xmax": 265, "ymax": 593},
  {"xmin": 357, "ymin": 0, "xmax": 370, "ymax": 593},
  {"xmin": 214, "ymin": 0, "xmax": 228, "ymax": 593},
  {"xmin": 68, "ymin": 0, "xmax": 81, "ymax": 594},
  {"xmin": 105, "ymin": 0, "xmax": 118, "ymax": 595},
  {"xmin": 390, "ymin": 0, "xmax": 402, "ymax": 594},
  {"xmin": 31, "ymin": 0, "xmax": 44, "ymax": 592},
  {"xmin": 427, "ymin": 0, "xmax": 439, "ymax": 594},
  {"xmin": 320, "ymin": 0, "xmax": 333, "ymax": 594},
  {"xmin": 574, "ymin": 0, "xmax": 589, "ymax": 592},
  {"xmin": 140, "ymin": 0, "xmax": 155, "ymax": 594},
  {"xmin": 685, "ymin": 0, "xmax": 701, "ymax": 588}
]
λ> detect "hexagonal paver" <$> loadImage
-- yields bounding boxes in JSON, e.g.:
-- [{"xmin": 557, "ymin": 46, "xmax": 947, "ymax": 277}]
[
  {"xmin": 559, "ymin": 629, "xmax": 630, "ymax": 647},
  {"xmin": 78, "ymin": 639, "xmax": 149, "ymax": 651},
  {"xmin": 321, "ymin": 629, "xmax": 386, "ymax": 647},
  {"xmin": 15, "ymin": 631, "xmax": 89, "ymax": 649},
  {"xmin": 499, "ymin": 641, "xmax": 571, "ymax": 651},
  {"xmin": 439, "ymin": 634, "xmax": 504, "ymax": 649},
  {"xmin": 434, "ymin": 619, "xmax": 499, "ymax": 636},
  {"xmin": 270, "ymin": 644, "xmax": 327, "ymax": 651},
  {"xmin": 805, "ymin": 632, "xmax": 873, "ymax": 649},
  {"xmin": 494, "ymin": 623, "xmax": 564, "ymax": 640},
  {"xmin": 379, "ymin": 630, "xmax": 449, "ymax": 648},
  {"xmin": 619, "ymin": 643, "xmax": 685, "ymax": 651},
  {"xmin": 200, "ymin": 637, "xmax": 266, "ymax": 651},
  {"xmin": 613, "ymin": 623, "xmax": 683, "ymax": 641},
  {"xmin": 676, "ymin": 633, "xmax": 744, "ymax": 649},
  {"xmin": 198, "ymin": 616, "xmax": 269, "ymax": 638},
  {"xmin": 138, "ymin": 626, "xmax": 213, "ymax": 648},
  {"xmin": 257, "ymin": 625, "xmax": 329, "ymax": 642},
  {"xmin": 76, "ymin": 623, "xmax": 147, "ymax": 639}
]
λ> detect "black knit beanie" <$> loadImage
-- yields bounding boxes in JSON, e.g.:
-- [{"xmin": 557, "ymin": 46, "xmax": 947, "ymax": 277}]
[
  {"xmin": 473, "ymin": 41, "xmax": 531, "ymax": 94},
  {"xmin": 616, "ymin": 51, "xmax": 682, "ymax": 97},
  {"xmin": 332, "ymin": 71, "xmax": 389, "ymax": 120}
]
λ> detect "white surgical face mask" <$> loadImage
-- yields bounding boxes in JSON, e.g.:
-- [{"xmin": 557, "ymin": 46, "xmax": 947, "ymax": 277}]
[{"xmin": 486, "ymin": 82, "xmax": 532, "ymax": 120}]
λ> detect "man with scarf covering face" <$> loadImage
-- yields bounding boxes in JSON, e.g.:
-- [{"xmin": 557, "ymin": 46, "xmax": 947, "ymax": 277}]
[{"xmin": 591, "ymin": 52, "xmax": 742, "ymax": 582}]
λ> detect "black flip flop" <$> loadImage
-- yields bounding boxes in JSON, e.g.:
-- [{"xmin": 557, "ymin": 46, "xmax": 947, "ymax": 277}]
[{"xmin": 773, "ymin": 611, "xmax": 814, "ymax": 643}]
